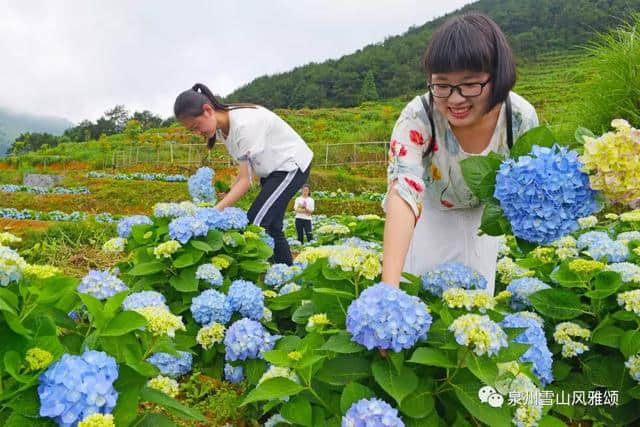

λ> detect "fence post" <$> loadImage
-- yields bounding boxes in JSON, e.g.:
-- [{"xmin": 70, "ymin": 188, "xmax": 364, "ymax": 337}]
[
  {"xmin": 170, "ymin": 143, "xmax": 174, "ymax": 164},
  {"xmin": 324, "ymin": 144, "xmax": 329, "ymax": 168},
  {"xmin": 353, "ymin": 143, "xmax": 357, "ymax": 165}
]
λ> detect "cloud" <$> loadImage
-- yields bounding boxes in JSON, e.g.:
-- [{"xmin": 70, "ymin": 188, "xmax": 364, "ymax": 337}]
[{"xmin": 0, "ymin": 0, "xmax": 473, "ymax": 122}]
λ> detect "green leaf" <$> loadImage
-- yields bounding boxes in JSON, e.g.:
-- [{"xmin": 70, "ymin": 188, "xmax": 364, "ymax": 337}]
[
  {"xmin": 479, "ymin": 202, "xmax": 512, "ymax": 236},
  {"xmin": 113, "ymin": 365, "xmax": 148, "ymax": 427},
  {"xmin": 205, "ymin": 230, "xmax": 224, "ymax": 250},
  {"xmin": 238, "ymin": 259, "xmax": 270, "ymax": 273},
  {"xmin": 281, "ymin": 395, "xmax": 313, "ymax": 426},
  {"xmin": 313, "ymin": 287, "xmax": 354, "ymax": 299},
  {"xmin": 241, "ymin": 377, "xmax": 305, "ymax": 405},
  {"xmin": 316, "ymin": 355, "xmax": 370, "ymax": 386},
  {"xmin": 101, "ymin": 311, "xmax": 147, "ymax": 337},
  {"xmin": 620, "ymin": 330, "xmax": 640, "ymax": 358},
  {"xmin": 495, "ymin": 342, "xmax": 530, "ymax": 363},
  {"xmin": 4, "ymin": 351, "xmax": 31, "ymax": 383},
  {"xmin": 460, "ymin": 154, "xmax": 502, "ymax": 201},
  {"xmin": 78, "ymin": 293, "xmax": 108, "ymax": 328},
  {"xmin": 399, "ymin": 376, "xmax": 435, "ymax": 419},
  {"xmin": 574, "ymin": 126, "xmax": 595, "ymax": 144},
  {"xmin": 245, "ymin": 359, "xmax": 268, "ymax": 385},
  {"xmin": 585, "ymin": 271, "xmax": 623, "ymax": 299},
  {"xmin": 4, "ymin": 388, "xmax": 41, "ymax": 417},
  {"xmin": 104, "ymin": 291, "xmax": 129, "ymax": 315},
  {"xmin": 292, "ymin": 302, "xmax": 315, "ymax": 324},
  {"xmin": 612, "ymin": 310, "xmax": 637, "ymax": 322},
  {"xmin": 552, "ymin": 360, "xmax": 572, "ymax": 382},
  {"xmin": 528, "ymin": 288, "xmax": 586, "ymax": 319},
  {"xmin": 450, "ymin": 370, "xmax": 511, "ymax": 427},
  {"xmin": 549, "ymin": 262, "xmax": 584, "ymax": 288},
  {"xmin": 3, "ymin": 312, "xmax": 34, "ymax": 337},
  {"xmin": 591, "ymin": 325, "xmax": 623, "ymax": 348},
  {"xmin": 510, "ymin": 125, "xmax": 556, "ymax": 159},
  {"xmin": 320, "ymin": 332, "xmax": 365, "ymax": 354},
  {"xmin": 128, "ymin": 261, "xmax": 166, "ymax": 276},
  {"xmin": 0, "ymin": 288, "xmax": 19, "ymax": 313},
  {"xmin": 371, "ymin": 358, "xmax": 418, "ymax": 406},
  {"xmin": 172, "ymin": 253, "xmax": 195, "ymax": 269},
  {"xmin": 408, "ymin": 347, "xmax": 457, "ymax": 368},
  {"xmin": 190, "ymin": 240, "xmax": 214, "ymax": 252},
  {"xmin": 263, "ymin": 349, "xmax": 293, "ymax": 367},
  {"xmin": 139, "ymin": 387, "xmax": 207, "ymax": 421},
  {"xmin": 135, "ymin": 414, "xmax": 178, "ymax": 427},
  {"xmin": 466, "ymin": 354, "xmax": 499, "ymax": 385},
  {"xmin": 340, "ymin": 383, "xmax": 375, "ymax": 414},
  {"xmin": 539, "ymin": 415, "xmax": 568, "ymax": 427},
  {"xmin": 169, "ymin": 267, "xmax": 199, "ymax": 292}
]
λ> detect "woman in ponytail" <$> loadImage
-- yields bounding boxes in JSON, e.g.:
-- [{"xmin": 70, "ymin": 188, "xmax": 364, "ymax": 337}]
[{"xmin": 174, "ymin": 83, "xmax": 313, "ymax": 266}]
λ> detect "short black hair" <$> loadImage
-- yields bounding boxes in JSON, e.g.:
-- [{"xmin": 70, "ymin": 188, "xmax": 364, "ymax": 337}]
[{"xmin": 422, "ymin": 13, "xmax": 516, "ymax": 111}]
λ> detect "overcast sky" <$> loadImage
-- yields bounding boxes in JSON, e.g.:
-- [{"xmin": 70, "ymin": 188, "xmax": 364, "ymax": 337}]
[{"xmin": 1, "ymin": 0, "xmax": 474, "ymax": 123}]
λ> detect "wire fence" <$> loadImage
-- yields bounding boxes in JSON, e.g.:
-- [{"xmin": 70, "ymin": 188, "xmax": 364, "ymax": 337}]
[{"xmin": 1, "ymin": 141, "xmax": 391, "ymax": 171}]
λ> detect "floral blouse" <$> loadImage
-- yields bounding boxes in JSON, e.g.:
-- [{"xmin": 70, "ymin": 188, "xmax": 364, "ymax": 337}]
[{"xmin": 382, "ymin": 91, "xmax": 539, "ymax": 218}]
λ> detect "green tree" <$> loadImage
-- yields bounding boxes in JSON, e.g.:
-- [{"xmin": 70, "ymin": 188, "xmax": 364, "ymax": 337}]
[{"xmin": 359, "ymin": 71, "xmax": 379, "ymax": 103}]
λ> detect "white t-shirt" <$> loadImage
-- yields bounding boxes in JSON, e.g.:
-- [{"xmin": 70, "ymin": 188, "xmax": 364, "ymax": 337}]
[
  {"xmin": 216, "ymin": 106, "xmax": 313, "ymax": 178},
  {"xmin": 294, "ymin": 196, "xmax": 314, "ymax": 220}
]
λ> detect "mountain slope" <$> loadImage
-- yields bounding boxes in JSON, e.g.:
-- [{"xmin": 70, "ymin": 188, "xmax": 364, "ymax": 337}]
[
  {"xmin": 225, "ymin": 0, "xmax": 640, "ymax": 109},
  {"xmin": 0, "ymin": 107, "xmax": 74, "ymax": 155}
]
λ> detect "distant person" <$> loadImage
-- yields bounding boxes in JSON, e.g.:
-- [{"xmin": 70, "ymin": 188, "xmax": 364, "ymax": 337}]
[
  {"xmin": 173, "ymin": 83, "xmax": 313, "ymax": 265},
  {"xmin": 381, "ymin": 13, "xmax": 539, "ymax": 294},
  {"xmin": 294, "ymin": 184, "xmax": 314, "ymax": 243}
]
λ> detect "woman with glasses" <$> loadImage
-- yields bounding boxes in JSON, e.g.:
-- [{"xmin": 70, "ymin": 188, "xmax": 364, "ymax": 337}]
[{"xmin": 381, "ymin": 13, "xmax": 539, "ymax": 294}]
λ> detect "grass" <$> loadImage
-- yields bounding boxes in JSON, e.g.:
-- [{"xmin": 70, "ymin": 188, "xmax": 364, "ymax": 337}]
[{"xmin": 571, "ymin": 14, "xmax": 640, "ymax": 134}]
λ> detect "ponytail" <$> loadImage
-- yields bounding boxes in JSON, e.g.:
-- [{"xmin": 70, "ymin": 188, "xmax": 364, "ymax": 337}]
[{"xmin": 174, "ymin": 83, "xmax": 256, "ymax": 149}]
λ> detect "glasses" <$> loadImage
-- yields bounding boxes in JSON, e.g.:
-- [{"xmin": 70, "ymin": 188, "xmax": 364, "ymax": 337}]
[{"xmin": 428, "ymin": 78, "xmax": 491, "ymax": 98}]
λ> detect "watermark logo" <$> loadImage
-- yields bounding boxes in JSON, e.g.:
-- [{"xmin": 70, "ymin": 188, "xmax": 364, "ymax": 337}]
[
  {"xmin": 478, "ymin": 386, "xmax": 620, "ymax": 408},
  {"xmin": 478, "ymin": 386, "xmax": 504, "ymax": 408}
]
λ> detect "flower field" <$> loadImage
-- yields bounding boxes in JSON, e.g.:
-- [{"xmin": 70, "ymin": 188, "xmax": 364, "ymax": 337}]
[{"xmin": 1, "ymin": 118, "xmax": 640, "ymax": 427}]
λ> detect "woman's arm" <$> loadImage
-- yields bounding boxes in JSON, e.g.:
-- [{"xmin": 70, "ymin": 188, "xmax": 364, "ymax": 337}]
[
  {"xmin": 381, "ymin": 183, "xmax": 416, "ymax": 287},
  {"xmin": 215, "ymin": 161, "xmax": 252, "ymax": 210}
]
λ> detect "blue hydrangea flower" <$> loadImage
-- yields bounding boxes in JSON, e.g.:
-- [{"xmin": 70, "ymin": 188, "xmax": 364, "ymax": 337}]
[
  {"xmin": 122, "ymin": 291, "xmax": 167, "ymax": 310},
  {"xmin": 38, "ymin": 350, "xmax": 118, "ymax": 427},
  {"xmin": 117, "ymin": 215, "xmax": 153, "ymax": 238},
  {"xmin": 279, "ymin": 282, "xmax": 301, "ymax": 295},
  {"xmin": 506, "ymin": 277, "xmax": 551, "ymax": 310},
  {"xmin": 188, "ymin": 167, "xmax": 216, "ymax": 203},
  {"xmin": 346, "ymin": 282, "xmax": 432, "ymax": 352},
  {"xmin": 577, "ymin": 231, "xmax": 611, "ymax": 249},
  {"xmin": 494, "ymin": 145, "xmax": 598, "ymax": 244},
  {"xmin": 77, "ymin": 270, "xmax": 128, "ymax": 300},
  {"xmin": 195, "ymin": 207, "xmax": 225, "ymax": 229},
  {"xmin": 342, "ymin": 398, "xmax": 404, "ymax": 427},
  {"xmin": 617, "ymin": 231, "xmax": 640, "ymax": 243},
  {"xmin": 224, "ymin": 318, "xmax": 279, "ymax": 361},
  {"xmin": 168, "ymin": 215, "xmax": 209, "ymax": 244},
  {"xmin": 260, "ymin": 232, "xmax": 275, "ymax": 249},
  {"xmin": 217, "ymin": 208, "xmax": 249, "ymax": 230},
  {"xmin": 264, "ymin": 263, "xmax": 297, "ymax": 287},
  {"xmin": 224, "ymin": 363, "xmax": 244, "ymax": 384},
  {"xmin": 421, "ymin": 262, "xmax": 487, "ymax": 296},
  {"xmin": 586, "ymin": 238, "xmax": 629, "ymax": 263},
  {"xmin": 154, "ymin": 202, "xmax": 198, "ymax": 218},
  {"xmin": 228, "ymin": 280, "xmax": 264, "ymax": 320},
  {"xmin": 195, "ymin": 264, "xmax": 223, "ymax": 287},
  {"xmin": 500, "ymin": 313, "xmax": 554, "ymax": 386},
  {"xmin": 146, "ymin": 351, "xmax": 193, "ymax": 378},
  {"xmin": 191, "ymin": 289, "xmax": 232, "ymax": 325}
]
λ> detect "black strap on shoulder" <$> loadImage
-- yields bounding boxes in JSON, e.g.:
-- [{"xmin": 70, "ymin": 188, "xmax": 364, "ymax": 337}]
[
  {"xmin": 505, "ymin": 95, "xmax": 513, "ymax": 149},
  {"xmin": 420, "ymin": 93, "xmax": 436, "ymax": 159}
]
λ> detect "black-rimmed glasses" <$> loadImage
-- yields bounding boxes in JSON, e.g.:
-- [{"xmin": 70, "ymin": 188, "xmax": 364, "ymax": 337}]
[{"xmin": 428, "ymin": 78, "xmax": 491, "ymax": 98}]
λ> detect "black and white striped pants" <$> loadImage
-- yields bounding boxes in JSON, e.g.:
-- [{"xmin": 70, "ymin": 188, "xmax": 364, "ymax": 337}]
[{"xmin": 247, "ymin": 166, "xmax": 310, "ymax": 265}]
